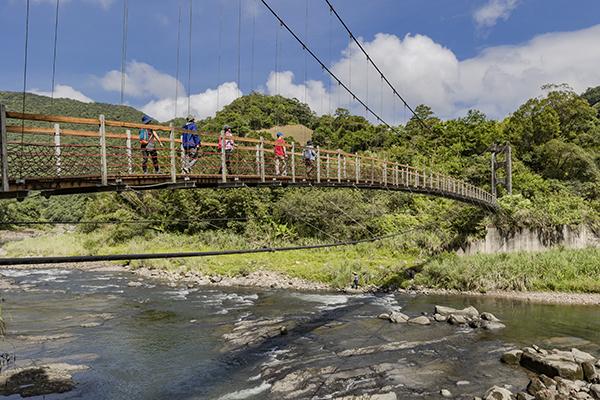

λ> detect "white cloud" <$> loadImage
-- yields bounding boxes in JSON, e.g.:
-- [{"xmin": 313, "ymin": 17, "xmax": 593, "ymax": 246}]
[
  {"xmin": 31, "ymin": 84, "xmax": 94, "ymax": 103},
  {"xmin": 264, "ymin": 25, "xmax": 600, "ymax": 122},
  {"xmin": 141, "ymin": 82, "xmax": 242, "ymax": 122},
  {"xmin": 473, "ymin": 0, "xmax": 519, "ymax": 28},
  {"xmin": 99, "ymin": 61, "xmax": 186, "ymax": 99}
]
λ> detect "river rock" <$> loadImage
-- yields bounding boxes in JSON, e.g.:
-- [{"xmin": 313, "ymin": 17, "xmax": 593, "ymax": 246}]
[
  {"xmin": 440, "ymin": 388, "xmax": 452, "ymax": 397},
  {"xmin": 481, "ymin": 312, "xmax": 501, "ymax": 322},
  {"xmin": 447, "ymin": 314, "xmax": 467, "ymax": 325},
  {"xmin": 502, "ymin": 350, "xmax": 523, "ymax": 365},
  {"xmin": 583, "ymin": 361, "xmax": 600, "ymax": 383},
  {"xmin": 433, "ymin": 313, "xmax": 447, "ymax": 322},
  {"xmin": 0, "ymin": 363, "xmax": 87, "ymax": 397},
  {"xmin": 389, "ymin": 311, "xmax": 409, "ymax": 323},
  {"xmin": 221, "ymin": 317, "xmax": 295, "ymax": 352},
  {"xmin": 527, "ymin": 377, "xmax": 547, "ymax": 395},
  {"xmin": 377, "ymin": 313, "xmax": 390, "ymax": 320},
  {"xmin": 535, "ymin": 388, "xmax": 559, "ymax": 400},
  {"xmin": 516, "ymin": 392, "xmax": 535, "ymax": 400},
  {"xmin": 481, "ymin": 321, "xmax": 506, "ymax": 330},
  {"xmin": 408, "ymin": 316, "xmax": 431, "ymax": 325},
  {"xmin": 484, "ymin": 385, "xmax": 513, "ymax": 400},
  {"xmin": 127, "ymin": 281, "xmax": 143, "ymax": 287},
  {"xmin": 590, "ymin": 384, "xmax": 600, "ymax": 399},
  {"xmin": 434, "ymin": 305, "xmax": 479, "ymax": 318},
  {"xmin": 520, "ymin": 348, "xmax": 584, "ymax": 380},
  {"xmin": 572, "ymin": 348, "xmax": 596, "ymax": 364}
]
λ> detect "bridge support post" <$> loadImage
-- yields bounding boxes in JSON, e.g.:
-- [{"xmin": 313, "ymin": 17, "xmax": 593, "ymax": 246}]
[
  {"xmin": 126, "ymin": 129, "xmax": 132, "ymax": 174},
  {"xmin": 259, "ymin": 136, "xmax": 265, "ymax": 182},
  {"xmin": 0, "ymin": 104, "xmax": 8, "ymax": 192},
  {"xmin": 255, "ymin": 144, "xmax": 260, "ymax": 177},
  {"xmin": 99, "ymin": 115, "xmax": 108, "ymax": 186},
  {"xmin": 221, "ymin": 132, "xmax": 227, "ymax": 183},
  {"xmin": 394, "ymin": 165, "xmax": 399, "ymax": 186},
  {"xmin": 337, "ymin": 150, "xmax": 341, "ymax": 183},
  {"xmin": 291, "ymin": 142, "xmax": 296, "ymax": 183},
  {"xmin": 326, "ymin": 154, "xmax": 330, "ymax": 181},
  {"xmin": 169, "ymin": 123, "xmax": 176, "ymax": 183},
  {"xmin": 383, "ymin": 161, "xmax": 387, "ymax": 186},
  {"xmin": 316, "ymin": 146, "xmax": 321, "ymax": 183},
  {"xmin": 54, "ymin": 124, "xmax": 61, "ymax": 177},
  {"xmin": 355, "ymin": 155, "xmax": 359, "ymax": 184},
  {"xmin": 343, "ymin": 156, "xmax": 347, "ymax": 181}
]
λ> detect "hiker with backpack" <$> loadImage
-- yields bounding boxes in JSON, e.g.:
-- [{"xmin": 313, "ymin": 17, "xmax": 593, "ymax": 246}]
[
  {"xmin": 217, "ymin": 125, "xmax": 235, "ymax": 174},
  {"xmin": 303, "ymin": 140, "xmax": 317, "ymax": 179},
  {"xmin": 274, "ymin": 132, "xmax": 287, "ymax": 176},
  {"xmin": 139, "ymin": 115, "xmax": 163, "ymax": 174},
  {"xmin": 181, "ymin": 115, "xmax": 200, "ymax": 174}
]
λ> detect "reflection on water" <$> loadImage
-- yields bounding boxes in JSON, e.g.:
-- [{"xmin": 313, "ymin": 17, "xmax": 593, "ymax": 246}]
[{"xmin": 0, "ymin": 268, "xmax": 598, "ymax": 399}]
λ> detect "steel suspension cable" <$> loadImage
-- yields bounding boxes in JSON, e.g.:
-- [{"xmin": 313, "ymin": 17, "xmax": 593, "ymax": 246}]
[
  {"xmin": 259, "ymin": 0, "xmax": 399, "ymax": 133},
  {"xmin": 174, "ymin": 5, "xmax": 182, "ymax": 119},
  {"xmin": 187, "ymin": 0, "xmax": 193, "ymax": 116},
  {"xmin": 324, "ymin": 0, "xmax": 432, "ymax": 134},
  {"xmin": 19, "ymin": 0, "xmax": 31, "ymax": 182},
  {"xmin": 119, "ymin": 0, "xmax": 128, "ymax": 105},
  {"xmin": 237, "ymin": 0, "xmax": 242, "ymax": 93},
  {"xmin": 50, "ymin": 0, "xmax": 60, "ymax": 103}
]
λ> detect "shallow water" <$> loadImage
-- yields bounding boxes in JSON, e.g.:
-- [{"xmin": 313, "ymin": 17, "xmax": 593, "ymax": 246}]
[{"xmin": 0, "ymin": 268, "xmax": 599, "ymax": 399}]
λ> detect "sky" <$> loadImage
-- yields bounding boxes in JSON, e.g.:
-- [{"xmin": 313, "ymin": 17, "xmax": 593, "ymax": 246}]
[{"xmin": 2, "ymin": 0, "xmax": 600, "ymax": 123}]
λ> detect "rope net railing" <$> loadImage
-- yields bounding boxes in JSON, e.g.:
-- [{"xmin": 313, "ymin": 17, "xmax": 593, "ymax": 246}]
[{"xmin": 0, "ymin": 111, "xmax": 497, "ymax": 208}]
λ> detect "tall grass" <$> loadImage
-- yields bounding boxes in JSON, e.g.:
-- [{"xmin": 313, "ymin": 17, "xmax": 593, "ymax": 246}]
[{"xmin": 413, "ymin": 248, "xmax": 600, "ymax": 293}]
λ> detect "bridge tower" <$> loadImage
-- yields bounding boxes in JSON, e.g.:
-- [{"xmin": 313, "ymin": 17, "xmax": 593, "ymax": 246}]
[{"xmin": 489, "ymin": 143, "xmax": 512, "ymax": 198}]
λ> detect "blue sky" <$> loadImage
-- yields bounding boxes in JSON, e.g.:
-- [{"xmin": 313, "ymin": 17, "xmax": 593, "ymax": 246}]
[{"xmin": 2, "ymin": 0, "xmax": 600, "ymax": 122}]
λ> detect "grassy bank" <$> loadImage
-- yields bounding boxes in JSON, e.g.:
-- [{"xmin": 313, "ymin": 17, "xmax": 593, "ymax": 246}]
[
  {"xmin": 4, "ymin": 230, "xmax": 599, "ymax": 293},
  {"xmin": 2, "ymin": 230, "xmax": 415, "ymax": 289},
  {"xmin": 413, "ymin": 248, "xmax": 600, "ymax": 293}
]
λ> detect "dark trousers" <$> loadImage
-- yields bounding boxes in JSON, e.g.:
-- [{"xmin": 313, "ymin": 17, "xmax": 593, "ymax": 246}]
[{"xmin": 142, "ymin": 146, "xmax": 160, "ymax": 173}]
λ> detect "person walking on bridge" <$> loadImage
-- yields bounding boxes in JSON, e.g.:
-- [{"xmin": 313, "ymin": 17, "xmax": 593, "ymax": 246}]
[
  {"xmin": 302, "ymin": 140, "xmax": 316, "ymax": 179},
  {"xmin": 139, "ymin": 115, "xmax": 163, "ymax": 174},
  {"xmin": 274, "ymin": 132, "xmax": 288, "ymax": 176},
  {"xmin": 181, "ymin": 115, "xmax": 200, "ymax": 174},
  {"xmin": 218, "ymin": 125, "xmax": 235, "ymax": 174}
]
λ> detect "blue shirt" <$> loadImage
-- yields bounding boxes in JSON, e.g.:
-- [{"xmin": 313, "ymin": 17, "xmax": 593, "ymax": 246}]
[{"xmin": 182, "ymin": 122, "xmax": 200, "ymax": 148}]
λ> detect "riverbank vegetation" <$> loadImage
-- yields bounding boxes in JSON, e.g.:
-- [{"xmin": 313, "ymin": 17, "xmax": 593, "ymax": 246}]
[{"xmin": 0, "ymin": 83, "xmax": 599, "ymax": 292}]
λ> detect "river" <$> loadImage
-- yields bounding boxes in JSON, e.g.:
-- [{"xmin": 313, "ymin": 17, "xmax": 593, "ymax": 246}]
[{"xmin": 0, "ymin": 268, "xmax": 599, "ymax": 399}]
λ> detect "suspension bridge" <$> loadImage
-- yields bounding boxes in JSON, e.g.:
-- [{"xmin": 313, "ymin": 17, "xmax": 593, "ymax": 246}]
[{"xmin": 1, "ymin": 0, "xmax": 505, "ymax": 210}]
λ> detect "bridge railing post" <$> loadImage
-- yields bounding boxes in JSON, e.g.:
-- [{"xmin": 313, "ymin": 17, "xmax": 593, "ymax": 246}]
[
  {"xmin": 99, "ymin": 114, "xmax": 108, "ymax": 186},
  {"xmin": 371, "ymin": 159, "xmax": 375, "ymax": 184},
  {"xmin": 259, "ymin": 136, "xmax": 265, "ymax": 182},
  {"xmin": 169, "ymin": 123, "xmax": 176, "ymax": 183},
  {"xmin": 343, "ymin": 154, "xmax": 347, "ymax": 181},
  {"xmin": 383, "ymin": 160, "xmax": 387, "ymax": 186},
  {"xmin": 0, "ymin": 104, "xmax": 9, "ymax": 192},
  {"xmin": 337, "ymin": 150, "xmax": 341, "ymax": 183},
  {"xmin": 326, "ymin": 153, "xmax": 330, "ymax": 181},
  {"xmin": 54, "ymin": 123, "xmax": 61, "ymax": 177},
  {"xmin": 126, "ymin": 129, "xmax": 133, "ymax": 174},
  {"xmin": 255, "ymin": 144, "xmax": 260, "ymax": 176},
  {"xmin": 291, "ymin": 142, "xmax": 296, "ymax": 183},
  {"xmin": 221, "ymin": 132, "xmax": 227, "ymax": 183},
  {"xmin": 316, "ymin": 146, "xmax": 321, "ymax": 183}
]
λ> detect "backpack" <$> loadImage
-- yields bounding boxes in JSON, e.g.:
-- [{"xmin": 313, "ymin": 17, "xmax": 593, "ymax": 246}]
[{"xmin": 139, "ymin": 129, "xmax": 150, "ymax": 145}]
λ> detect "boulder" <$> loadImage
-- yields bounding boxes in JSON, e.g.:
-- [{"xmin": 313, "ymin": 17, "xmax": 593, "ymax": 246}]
[
  {"xmin": 0, "ymin": 363, "xmax": 87, "ymax": 397},
  {"xmin": 520, "ymin": 350, "xmax": 584, "ymax": 380},
  {"xmin": 535, "ymin": 388, "xmax": 558, "ymax": 400},
  {"xmin": 501, "ymin": 350, "xmax": 523, "ymax": 365},
  {"xmin": 590, "ymin": 384, "xmax": 600, "ymax": 399},
  {"xmin": 389, "ymin": 311, "xmax": 410, "ymax": 324},
  {"xmin": 516, "ymin": 392, "xmax": 535, "ymax": 400},
  {"xmin": 572, "ymin": 348, "xmax": 596, "ymax": 364},
  {"xmin": 447, "ymin": 314, "xmax": 467, "ymax": 325},
  {"xmin": 583, "ymin": 361, "xmax": 600, "ymax": 383},
  {"xmin": 484, "ymin": 385, "xmax": 513, "ymax": 400},
  {"xmin": 481, "ymin": 312, "xmax": 501, "ymax": 322},
  {"xmin": 378, "ymin": 313, "xmax": 391, "ymax": 321},
  {"xmin": 127, "ymin": 281, "xmax": 143, "ymax": 287},
  {"xmin": 481, "ymin": 321, "xmax": 506, "ymax": 330},
  {"xmin": 527, "ymin": 377, "xmax": 546, "ymax": 395},
  {"xmin": 408, "ymin": 316, "xmax": 431, "ymax": 325},
  {"xmin": 434, "ymin": 305, "xmax": 479, "ymax": 318},
  {"xmin": 433, "ymin": 313, "xmax": 447, "ymax": 322},
  {"xmin": 440, "ymin": 389, "xmax": 452, "ymax": 398}
]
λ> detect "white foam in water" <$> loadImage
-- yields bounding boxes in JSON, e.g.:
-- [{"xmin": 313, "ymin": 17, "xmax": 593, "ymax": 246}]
[
  {"xmin": 216, "ymin": 381, "xmax": 271, "ymax": 400},
  {"xmin": 247, "ymin": 374, "xmax": 262, "ymax": 382}
]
